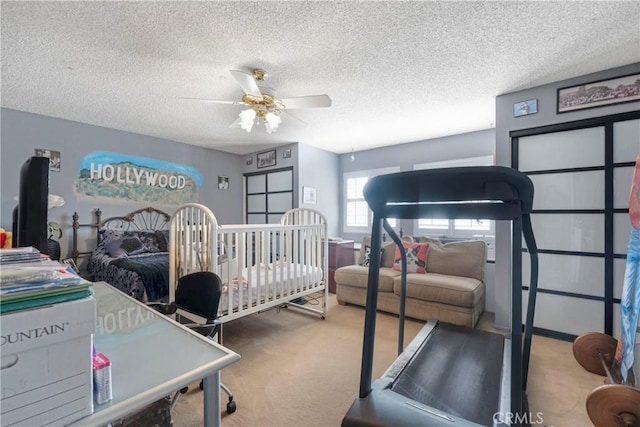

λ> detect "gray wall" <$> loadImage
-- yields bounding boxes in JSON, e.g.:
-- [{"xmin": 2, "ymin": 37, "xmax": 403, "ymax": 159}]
[
  {"xmin": 241, "ymin": 142, "xmax": 300, "ymax": 206},
  {"xmin": 1, "ymin": 108, "xmax": 244, "ymax": 259},
  {"xmin": 298, "ymin": 143, "xmax": 340, "ymax": 237},
  {"xmin": 239, "ymin": 142, "xmax": 339, "ymax": 236},
  {"xmin": 339, "ymin": 129, "xmax": 496, "ymax": 241},
  {"xmin": 493, "ymin": 62, "xmax": 640, "ymax": 329},
  {"xmin": 241, "ymin": 143, "xmax": 298, "ymax": 175}
]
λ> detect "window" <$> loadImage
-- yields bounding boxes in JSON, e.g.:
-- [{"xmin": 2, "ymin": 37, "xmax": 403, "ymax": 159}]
[
  {"xmin": 414, "ymin": 156, "xmax": 495, "ymax": 244},
  {"xmin": 344, "ymin": 167, "xmax": 400, "ymax": 232}
]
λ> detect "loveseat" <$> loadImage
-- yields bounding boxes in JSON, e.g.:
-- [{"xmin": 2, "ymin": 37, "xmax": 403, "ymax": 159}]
[{"xmin": 334, "ymin": 236, "xmax": 487, "ymax": 328}]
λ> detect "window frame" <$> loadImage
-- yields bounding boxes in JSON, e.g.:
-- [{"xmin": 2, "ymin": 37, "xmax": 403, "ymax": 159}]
[
  {"xmin": 413, "ymin": 156, "xmax": 495, "ymax": 244},
  {"xmin": 343, "ymin": 166, "xmax": 400, "ymax": 233}
]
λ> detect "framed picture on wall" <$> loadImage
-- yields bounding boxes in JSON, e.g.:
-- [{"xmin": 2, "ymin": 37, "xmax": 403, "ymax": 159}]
[
  {"xmin": 302, "ymin": 186, "xmax": 317, "ymax": 205},
  {"xmin": 35, "ymin": 148, "xmax": 61, "ymax": 172},
  {"xmin": 218, "ymin": 176, "xmax": 229, "ymax": 190},
  {"xmin": 513, "ymin": 99, "xmax": 538, "ymax": 117},
  {"xmin": 257, "ymin": 150, "xmax": 277, "ymax": 168},
  {"xmin": 557, "ymin": 72, "xmax": 640, "ymax": 113}
]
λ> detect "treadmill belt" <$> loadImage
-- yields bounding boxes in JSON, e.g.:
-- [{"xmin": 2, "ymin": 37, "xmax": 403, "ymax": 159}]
[{"xmin": 391, "ymin": 322, "xmax": 505, "ymax": 426}]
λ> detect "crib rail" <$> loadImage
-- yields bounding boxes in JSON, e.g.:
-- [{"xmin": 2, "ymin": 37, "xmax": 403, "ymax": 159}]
[{"xmin": 169, "ymin": 204, "xmax": 328, "ymax": 323}]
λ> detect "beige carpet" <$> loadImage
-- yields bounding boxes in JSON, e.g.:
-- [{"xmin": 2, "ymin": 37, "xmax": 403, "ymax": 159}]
[{"xmin": 171, "ymin": 294, "xmax": 603, "ymax": 427}]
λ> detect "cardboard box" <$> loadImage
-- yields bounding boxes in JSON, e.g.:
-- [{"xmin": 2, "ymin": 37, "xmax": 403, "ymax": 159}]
[{"xmin": 1, "ymin": 297, "xmax": 96, "ymax": 426}]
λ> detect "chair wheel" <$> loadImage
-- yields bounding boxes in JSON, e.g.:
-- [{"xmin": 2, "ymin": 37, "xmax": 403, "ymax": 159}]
[
  {"xmin": 180, "ymin": 386, "xmax": 189, "ymax": 394},
  {"xmin": 227, "ymin": 400, "xmax": 236, "ymax": 414}
]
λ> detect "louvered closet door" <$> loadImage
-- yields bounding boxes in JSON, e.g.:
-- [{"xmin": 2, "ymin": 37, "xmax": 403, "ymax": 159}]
[{"xmin": 514, "ymin": 115, "xmax": 639, "ymax": 339}]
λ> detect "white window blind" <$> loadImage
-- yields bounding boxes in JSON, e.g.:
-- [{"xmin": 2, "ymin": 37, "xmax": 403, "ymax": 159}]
[{"xmin": 344, "ymin": 166, "xmax": 399, "ymax": 232}]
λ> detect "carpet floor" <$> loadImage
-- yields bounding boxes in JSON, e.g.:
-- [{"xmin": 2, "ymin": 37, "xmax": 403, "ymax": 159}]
[{"xmin": 170, "ymin": 294, "xmax": 603, "ymax": 426}]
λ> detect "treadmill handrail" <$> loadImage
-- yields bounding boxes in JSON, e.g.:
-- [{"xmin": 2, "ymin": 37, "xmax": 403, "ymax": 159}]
[
  {"xmin": 356, "ymin": 165, "xmax": 538, "ymax": 423},
  {"xmin": 363, "ymin": 166, "xmax": 534, "ymax": 218}
]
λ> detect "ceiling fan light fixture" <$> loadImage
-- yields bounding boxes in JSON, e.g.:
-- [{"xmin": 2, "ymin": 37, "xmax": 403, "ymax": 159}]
[
  {"xmin": 265, "ymin": 112, "xmax": 282, "ymax": 134},
  {"xmin": 192, "ymin": 67, "xmax": 330, "ymax": 134},
  {"xmin": 238, "ymin": 109, "xmax": 257, "ymax": 132}
]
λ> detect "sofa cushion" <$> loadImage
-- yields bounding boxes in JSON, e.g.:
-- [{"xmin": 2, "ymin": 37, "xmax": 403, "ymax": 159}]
[
  {"xmin": 334, "ymin": 265, "xmax": 400, "ymax": 292},
  {"xmin": 358, "ymin": 237, "xmax": 396, "ymax": 268},
  {"xmin": 426, "ymin": 240, "xmax": 487, "ymax": 281},
  {"xmin": 392, "ymin": 241, "xmax": 430, "ymax": 273},
  {"xmin": 393, "ymin": 272, "xmax": 483, "ymax": 308},
  {"xmin": 419, "ymin": 236, "xmax": 443, "ymax": 245}
]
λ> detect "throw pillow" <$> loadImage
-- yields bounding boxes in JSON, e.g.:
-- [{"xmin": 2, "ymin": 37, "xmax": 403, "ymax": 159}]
[
  {"xmin": 130, "ymin": 230, "xmax": 161, "ymax": 253},
  {"xmin": 393, "ymin": 241, "xmax": 430, "ymax": 273},
  {"xmin": 106, "ymin": 237, "xmax": 128, "ymax": 258},
  {"xmin": 100, "ymin": 230, "xmax": 126, "ymax": 257},
  {"xmin": 360, "ymin": 245, "xmax": 385, "ymax": 267},
  {"xmin": 156, "ymin": 230, "xmax": 169, "ymax": 252},
  {"xmin": 105, "ymin": 232, "xmax": 148, "ymax": 257},
  {"xmin": 121, "ymin": 235, "xmax": 147, "ymax": 256}
]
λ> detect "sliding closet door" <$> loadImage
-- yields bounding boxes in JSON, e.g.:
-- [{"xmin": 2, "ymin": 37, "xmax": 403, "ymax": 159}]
[
  {"xmin": 513, "ymin": 112, "xmax": 639, "ymax": 339},
  {"xmin": 245, "ymin": 167, "xmax": 294, "ymax": 224}
]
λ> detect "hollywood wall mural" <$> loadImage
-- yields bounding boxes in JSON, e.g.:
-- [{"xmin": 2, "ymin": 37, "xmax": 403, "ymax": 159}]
[{"xmin": 75, "ymin": 151, "xmax": 203, "ymax": 205}]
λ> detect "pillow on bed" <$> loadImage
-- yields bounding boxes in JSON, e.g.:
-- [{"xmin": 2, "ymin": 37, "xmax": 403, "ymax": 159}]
[
  {"xmin": 155, "ymin": 230, "xmax": 169, "ymax": 252},
  {"xmin": 100, "ymin": 230, "xmax": 148, "ymax": 257},
  {"xmin": 120, "ymin": 235, "xmax": 147, "ymax": 256},
  {"xmin": 98, "ymin": 230, "xmax": 124, "ymax": 256},
  {"xmin": 106, "ymin": 238, "xmax": 128, "ymax": 258},
  {"xmin": 132, "ymin": 230, "xmax": 163, "ymax": 253}
]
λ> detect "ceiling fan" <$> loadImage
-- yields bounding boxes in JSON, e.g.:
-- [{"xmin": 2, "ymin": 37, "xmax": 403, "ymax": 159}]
[{"xmin": 182, "ymin": 68, "xmax": 332, "ymax": 134}]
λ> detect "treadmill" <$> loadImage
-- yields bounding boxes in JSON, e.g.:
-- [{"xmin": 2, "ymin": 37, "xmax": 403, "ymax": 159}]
[{"xmin": 342, "ymin": 166, "xmax": 538, "ymax": 427}]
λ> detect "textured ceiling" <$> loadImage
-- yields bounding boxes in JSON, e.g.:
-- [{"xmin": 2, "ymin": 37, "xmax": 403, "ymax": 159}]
[{"xmin": 1, "ymin": 1, "xmax": 639, "ymax": 155}]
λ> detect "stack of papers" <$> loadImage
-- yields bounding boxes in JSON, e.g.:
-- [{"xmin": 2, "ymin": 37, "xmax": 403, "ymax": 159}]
[
  {"xmin": 0, "ymin": 246, "xmax": 44, "ymax": 264},
  {"xmin": 0, "ymin": 248, "xmax": 92, "ymax": 313}
]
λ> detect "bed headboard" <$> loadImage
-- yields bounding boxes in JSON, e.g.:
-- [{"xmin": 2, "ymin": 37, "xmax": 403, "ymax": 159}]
[{"xmin": 71, "ymin": 207, "xmax": 171, "ymax": 264}]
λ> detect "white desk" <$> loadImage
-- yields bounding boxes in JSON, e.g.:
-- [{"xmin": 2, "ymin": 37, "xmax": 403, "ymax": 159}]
[{"xmin": 71, "ymin": 282, "xmax": 240, "ymax": 427}]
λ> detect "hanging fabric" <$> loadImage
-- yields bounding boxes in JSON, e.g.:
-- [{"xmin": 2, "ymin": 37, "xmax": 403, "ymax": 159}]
[{"xmin": 616, "ymin": 154, "xmax": 640, "ymax": 382}]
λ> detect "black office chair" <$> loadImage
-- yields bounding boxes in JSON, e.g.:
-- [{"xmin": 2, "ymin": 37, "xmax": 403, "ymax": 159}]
[{"xmin": 149, "ymin": 271, "xmax": 237, "ymax": 415}]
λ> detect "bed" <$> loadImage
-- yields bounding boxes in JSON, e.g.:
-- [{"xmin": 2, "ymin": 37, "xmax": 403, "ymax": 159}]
[
  {"xmin": 71, "ymin": 207, "xmax": 171, "ymax": 302},
  {"xmin": 169, "ymin": 203, "xmax": 329, "ymax": 323}
]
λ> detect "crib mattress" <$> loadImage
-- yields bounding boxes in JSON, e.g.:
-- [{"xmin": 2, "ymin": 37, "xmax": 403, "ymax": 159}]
[{"xmin": 219, "ymin": 263, "xmax": 323, "ymax": 313}]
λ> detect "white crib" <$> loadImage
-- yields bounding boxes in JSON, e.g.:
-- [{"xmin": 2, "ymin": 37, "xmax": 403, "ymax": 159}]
[{"xmin": 169, "ymin": 204, "xmax": 328, "ymax": 323}]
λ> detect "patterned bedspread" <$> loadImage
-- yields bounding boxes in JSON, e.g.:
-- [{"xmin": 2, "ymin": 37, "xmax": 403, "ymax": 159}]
[
  {"xmin": 87, "ymin": 232, "xmax": 170, "ymax": 303},
  {"xmin": 110, "ymin": 253, "xmax": 169, "ymax": 301}
]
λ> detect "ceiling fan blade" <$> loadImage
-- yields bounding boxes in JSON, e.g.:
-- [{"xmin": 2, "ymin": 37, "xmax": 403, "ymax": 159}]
[
  {"xmin": 229, "ymin": 116, "xmax": 242, "ymax": 129},
  {"xmin": 229, "ymin": 70, "xmax": 262, "ymax": 98},
  {"xmin": 179, "ymin": 97, "xmax": 244, "ymax": 106},
  {"xmin": 281, "ymin": 110, "xmax": 308, "ymax": 128},
  {"xmin": 280, "ymin": 95, "xmax": 332, "ymax": 109}
]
